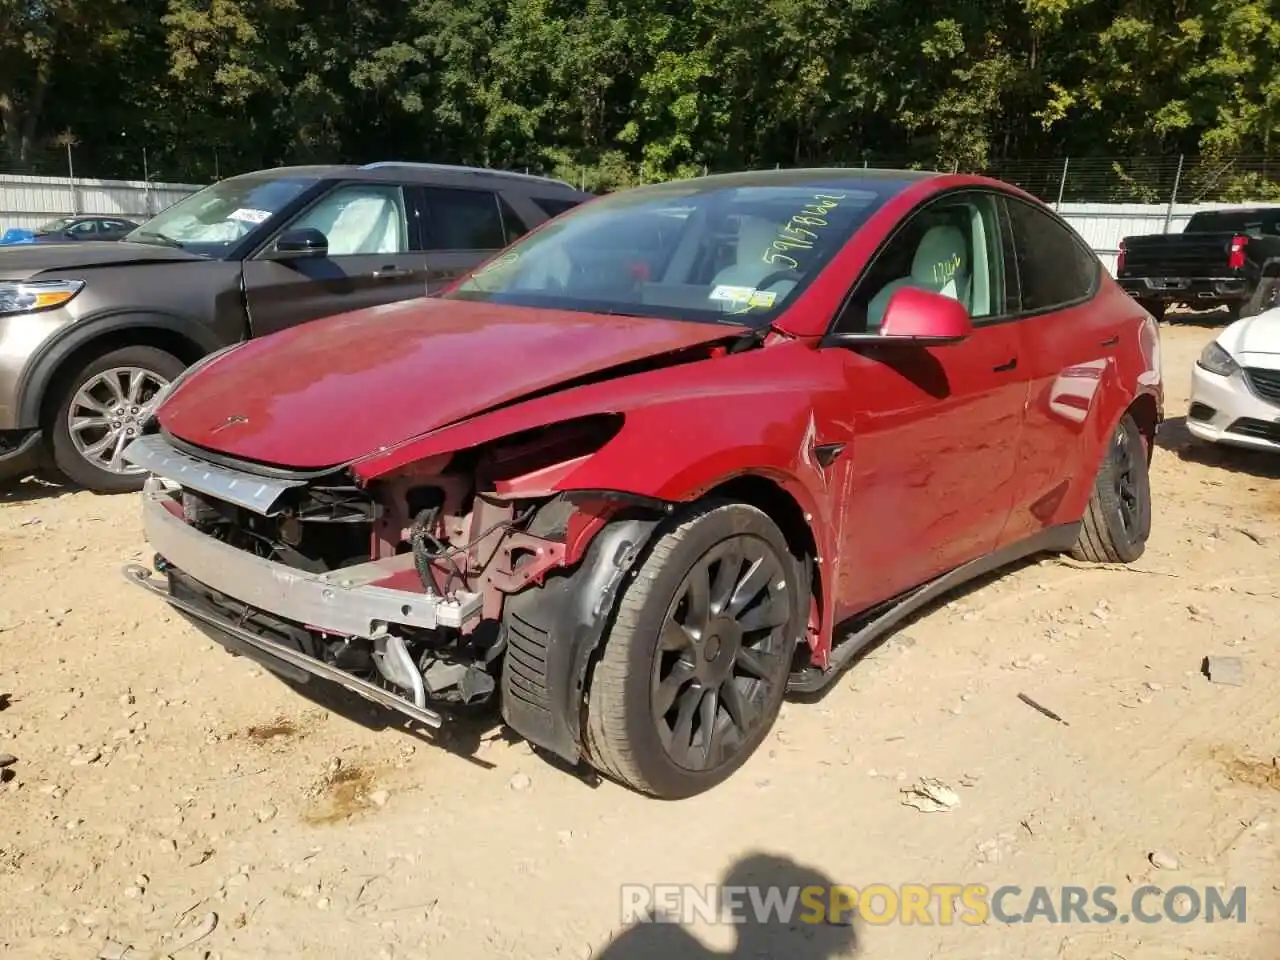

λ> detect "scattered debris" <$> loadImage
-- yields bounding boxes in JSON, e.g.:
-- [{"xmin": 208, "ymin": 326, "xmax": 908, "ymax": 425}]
[
  {"xmin": 1017, "ymin": 693, "xmax": 1069, "ymax": 726},
  {"xmin": 1203, "ymin": 656, "xmax": 1244, "ymax": 686},
  {"xmin": 1149, "ymin": 850, "xmax": 1180, "ymax": 870},
  {"xmin": 508, "ymin": 773, "xmax": 532, "ymax": 792},
  {"xmin": 900, "ymin": 778, "xmax": 960, "ymax": 813},
  {"xmin": 1233, "ymin": 526, "xmax": 1267, "ymax": 546},
  {"xmin": 162, "ymin": 910, "xmax": 218, "ymax": 954},
  {"xmin": 96, "ymin": 940, "xmax": 136, "ymax": 960},
  {"xmin": 1047, "ymin": 557, "xmax": 1180, "ymax": 578}
]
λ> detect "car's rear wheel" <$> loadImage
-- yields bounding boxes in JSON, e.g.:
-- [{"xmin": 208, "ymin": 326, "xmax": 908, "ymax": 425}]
[
  {"xmin": 583, "ymin": 501, "xmax": 801, "ymax": 799},
  {"xmin": 47, "ymin": 345, "xmax": 185, "ymax": 494},
  {"xmin": 1070, "ymin": 413, "xmax": 1151, "ymax": 564}
]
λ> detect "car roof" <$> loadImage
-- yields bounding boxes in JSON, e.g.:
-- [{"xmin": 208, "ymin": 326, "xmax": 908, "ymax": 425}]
[
  {"xmin": 1188, "ymin": 206, "xmax": 1280, "ymax": 218},
  {"xmin": 609, "ymin": 166, "xmax": 942, "ymax": 199},
  {"xmin": 231, "ymin": 161, "xmax": 586, "ymax": 195}
]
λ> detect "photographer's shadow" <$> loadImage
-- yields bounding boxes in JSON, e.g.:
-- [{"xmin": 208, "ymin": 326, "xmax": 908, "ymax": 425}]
[{"xmin": 596, "ymin": 853, "xmax": 861, "ymax": 959}]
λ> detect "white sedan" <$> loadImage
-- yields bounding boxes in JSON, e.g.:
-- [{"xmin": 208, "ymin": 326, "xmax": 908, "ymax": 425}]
[{"xmin": 1187, "ymin": 308, "xmax": 1280, "ymax": 451}]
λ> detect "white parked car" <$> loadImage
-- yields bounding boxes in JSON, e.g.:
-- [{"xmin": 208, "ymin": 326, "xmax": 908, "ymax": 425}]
[{"xmin": 1187, "ymin": 308, "xmax": 1280, "ymax": 450}]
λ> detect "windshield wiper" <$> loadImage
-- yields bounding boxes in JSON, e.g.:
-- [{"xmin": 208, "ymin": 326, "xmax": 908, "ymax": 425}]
[{"xmin": 132, "ymin": 230, "xmax": 183, "ymax": 249}]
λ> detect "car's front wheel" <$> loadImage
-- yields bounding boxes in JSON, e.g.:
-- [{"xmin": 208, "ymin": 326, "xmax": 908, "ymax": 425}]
[
  {"xmin": 47, "ymin": 345, "xmax": 185, "ymax": 494},
  {"xmin": 583, "ymin": 501, "xmax": 802, "ymax": 799},
  {"xmin": 1071, "ymin": 412, "xmax": 1152, "ymax": 564}
]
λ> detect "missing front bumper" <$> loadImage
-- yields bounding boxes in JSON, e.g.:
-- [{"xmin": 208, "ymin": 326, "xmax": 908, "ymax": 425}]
[
  {"xmin": 137, "ymin": 476, "xmax": 482, "ymax": 637},
  {"xmin": 123, "ymin": 562, "xmax": 444, "ymax": 729}
]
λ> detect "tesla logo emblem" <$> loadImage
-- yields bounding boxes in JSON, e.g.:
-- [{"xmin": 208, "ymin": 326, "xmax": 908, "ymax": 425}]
[{"xmin": 210, "ymin": 414, "xmax": 249, "ymax": 434}]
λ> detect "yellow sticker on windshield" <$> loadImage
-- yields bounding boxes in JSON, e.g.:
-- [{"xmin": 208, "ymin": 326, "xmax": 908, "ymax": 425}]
[
  {"xmin": 710, "ymin": 284, "xmax": 756, "ymax": 302},
  {"xmin": 710, "ymin": 285, "xmax": 778, "ymax": 310}
]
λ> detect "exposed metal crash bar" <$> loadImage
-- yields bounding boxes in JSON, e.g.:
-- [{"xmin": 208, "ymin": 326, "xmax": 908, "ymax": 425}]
[
  {"xmin": 123, "ymin": 433, "xmax": 306, "ymax": 516},
  {"xmin": 137, "ymin": 478, "xmax": 483, "ymax": 637},
  {"xmin": 123, "ymin": 563, "xmax": 443, "ymax": 729}
]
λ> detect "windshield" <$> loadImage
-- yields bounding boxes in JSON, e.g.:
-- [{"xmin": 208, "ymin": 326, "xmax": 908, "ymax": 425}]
[
  {"xmin": 36, "ymin": 217, "xmax": 75, "ymax": 233},
  {"xmin": 445, "ymin": 176, "xmax": 905, "ymax": 326},
  {"xmin": 125, "ymin": 174, "xmax": 317, "ymax": 254}
]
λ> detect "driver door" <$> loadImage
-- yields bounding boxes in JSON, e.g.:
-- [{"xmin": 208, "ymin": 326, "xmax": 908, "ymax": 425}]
[
  {"xmin": 241, "ymin": 182, "xmax": 428, "ymax": 336},
  {"xmin": 829, "ymin": 190, "xmax": 1030, "ymax": 619}
]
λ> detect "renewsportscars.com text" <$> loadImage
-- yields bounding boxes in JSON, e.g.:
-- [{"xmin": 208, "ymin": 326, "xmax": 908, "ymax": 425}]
[{"xmin": 621, "ymin": 883, "xmax": 1247, "ymax": 926}]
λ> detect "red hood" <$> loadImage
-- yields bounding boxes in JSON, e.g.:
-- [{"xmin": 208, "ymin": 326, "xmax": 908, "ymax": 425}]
[{"xmin": 157, "ymin": 298, "xmax": 736, "ymax": 468}]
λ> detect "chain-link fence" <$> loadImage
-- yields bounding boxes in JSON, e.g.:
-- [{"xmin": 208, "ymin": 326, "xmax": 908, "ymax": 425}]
[{"xmin": 7, "ymin": 142, "xmax": 1280, "ymax": 224}]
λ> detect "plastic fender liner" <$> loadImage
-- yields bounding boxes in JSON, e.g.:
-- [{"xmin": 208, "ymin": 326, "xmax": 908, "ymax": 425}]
[{"xmin": 500, "ymin": 514, "xmax": 661, "ymax": 763}]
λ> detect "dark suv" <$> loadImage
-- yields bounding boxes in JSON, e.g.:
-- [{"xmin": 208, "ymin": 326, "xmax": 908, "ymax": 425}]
[{"xmin": 0, "ymin": 162, "xmax": 591, "ymax": 492}]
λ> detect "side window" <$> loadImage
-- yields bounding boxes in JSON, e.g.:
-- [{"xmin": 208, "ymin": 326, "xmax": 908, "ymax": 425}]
[
  {"xmin": 531, "ymin": 196, "xmax": 583, "ymax": 218},
  {"xmin": 286, "ymin": 183, "xmax": 408, "ymax": 256},
  {"xmin": 67, "ymin": 220, "xmax": 97, "ymax": 236},
  {"xmin": 498, "ymin": 196, "xmax": 530, "ymax": 242},
  {"xmin": 841, "ymin": 192, "xmax": 1005, "ymax": 332},
  {"xmin": 422, "ymin": 187, "xmax": 506, "ymax": 251},
  {"xmin": 1003, "ymin": 198, "xmax": 1099, "ymax": 313}
]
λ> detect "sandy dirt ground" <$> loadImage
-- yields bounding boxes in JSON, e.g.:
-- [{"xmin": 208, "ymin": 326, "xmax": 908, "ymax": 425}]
[{"xmin": 1, "ymin": 318, "xmax": 1278, "ymax": 960}]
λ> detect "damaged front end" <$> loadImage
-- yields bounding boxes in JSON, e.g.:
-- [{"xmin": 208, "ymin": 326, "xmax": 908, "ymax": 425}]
[{"xmin": 121, "ymin": 415, "xmax": 665, "ymax": 763}]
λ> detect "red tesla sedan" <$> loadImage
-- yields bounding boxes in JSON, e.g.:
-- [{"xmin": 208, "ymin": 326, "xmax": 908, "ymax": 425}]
[{"xmin": 121, "ymin": 168, "xmax": 1162, "ymax": 799}]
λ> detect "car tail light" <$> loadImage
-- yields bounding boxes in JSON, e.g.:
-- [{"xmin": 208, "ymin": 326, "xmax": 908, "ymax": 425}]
[
  {"xmin": 1116, "ymin": 239, "xmax": 1126, "ymax": 274},
  {"xmin": 1228, "ymin": 235, "xmax": 1248, "ymax": 270}
]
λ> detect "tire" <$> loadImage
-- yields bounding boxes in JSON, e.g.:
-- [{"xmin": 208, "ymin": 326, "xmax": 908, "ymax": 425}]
[
  {"xmin": 1237, "ymin": 278, "xmax": 1280, "ymax": 320},
  {"xmin": 583, "ymin": 501, "xmax": 803, "ymax": 799},
  {"xmin": 46, "ymin": 345, "xmax": 186, "ymax": 494},
  {"xmin": 1136, "ymin": 298, "xmax": 1166, "ymax": 322},
  {"xmin": 1070, "ymin": 413, "xmax": 1152, "ymax": 564}
]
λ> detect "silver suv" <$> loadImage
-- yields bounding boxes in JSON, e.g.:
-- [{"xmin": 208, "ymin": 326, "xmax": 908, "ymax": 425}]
[{"xmin": 0, "ymin": 162, "xmax": 589, "ymax": 492}]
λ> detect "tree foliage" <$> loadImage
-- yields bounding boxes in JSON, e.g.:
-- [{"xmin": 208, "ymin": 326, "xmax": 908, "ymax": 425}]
[{"xmin": 2, "ymin": 0, "xmax": 1279, "ymax": 189}]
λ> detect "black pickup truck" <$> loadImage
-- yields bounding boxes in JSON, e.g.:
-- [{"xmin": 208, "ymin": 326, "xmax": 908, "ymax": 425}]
[{"xmin": 1116, "ymin": 206, "xmax": 1280, "ymax": 321}]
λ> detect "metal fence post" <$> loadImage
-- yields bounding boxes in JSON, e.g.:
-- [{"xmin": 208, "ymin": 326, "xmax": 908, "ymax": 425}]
[
  {"xmin": 1055, "ymin": 157, "xmax": 1069, "ymax": 210},
  {"xmin": 1163, "ymin": 154, "xmax": 1184, "ymax": 233},
  {"xmin": 65, "ymin": 142, "xmax": 78, "ymax": 215}
]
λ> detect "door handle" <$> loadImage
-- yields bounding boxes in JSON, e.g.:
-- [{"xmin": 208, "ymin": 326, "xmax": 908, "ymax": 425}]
[
  {"xmin": 1100, "ymin": 335, "xmax": 1120, "ymax": 347},
  {"xmin": 373, "ymin": 266, "xmax": 410, "ymax": 279},
  {"xmin": 992, "ymin": 357, "xmax": 1018, "ymax": 372}
]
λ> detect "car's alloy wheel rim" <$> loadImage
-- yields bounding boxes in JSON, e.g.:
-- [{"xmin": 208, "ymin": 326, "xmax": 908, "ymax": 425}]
[
  {"xmin": 67, "ymin": 366, "xmax": 170, "ymax": 475},
  {"xmin": 1112, "ymin": 427, "xmax": 1141, "ymax": 538},
  {"xmin": 651, "ymin": 535, "xmax": 792, "ymax": 772}
]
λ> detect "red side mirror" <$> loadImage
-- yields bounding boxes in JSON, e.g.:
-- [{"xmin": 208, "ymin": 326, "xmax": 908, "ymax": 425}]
[{"xmin": 880, "ymin": 287, "xmax": 974, "ymax": 344}]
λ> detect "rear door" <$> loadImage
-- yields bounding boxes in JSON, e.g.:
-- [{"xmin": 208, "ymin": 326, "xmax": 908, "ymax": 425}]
[
  {"xmin": 997, "ymin": 195, "xmax": 1130, "ymax": 547},
  {"xmin": 419, "ymin": 186, "xmax": 528, "ymax": 293},
  {"xmin": 241, "ymin": 180, "xmax": 428, "ymax": 336}
]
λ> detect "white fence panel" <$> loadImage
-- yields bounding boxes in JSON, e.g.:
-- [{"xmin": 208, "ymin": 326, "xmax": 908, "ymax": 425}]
[{"xmin": 0, "ymin": 173, "xmax": 202, "ymax": 230}]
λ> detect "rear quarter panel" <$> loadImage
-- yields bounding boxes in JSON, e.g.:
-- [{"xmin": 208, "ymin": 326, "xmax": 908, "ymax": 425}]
[{"xmin": 1003, "ymin": 280, "xmax": 1160, "ymax": 543}]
